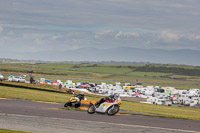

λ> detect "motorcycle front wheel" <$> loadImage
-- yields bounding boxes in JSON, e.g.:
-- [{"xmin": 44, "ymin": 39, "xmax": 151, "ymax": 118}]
[
  {"xmin": 107, "ymin": 105, "xmax": 119, "ymax": 116},
  {"xmin": 87, "ymin": 105, "xmax": 95, "ymax": 114}
]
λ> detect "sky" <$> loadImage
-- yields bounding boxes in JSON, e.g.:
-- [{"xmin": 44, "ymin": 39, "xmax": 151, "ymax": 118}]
[{"xmin": 0, "ymin": 0, "xmax": 200, "ymax": 57}]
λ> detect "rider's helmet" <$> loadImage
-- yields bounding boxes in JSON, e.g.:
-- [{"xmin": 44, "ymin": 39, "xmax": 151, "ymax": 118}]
[
  {"xmin": 80, "ymin": 92, "xmax": 84, "ymax": 96},
  {"xmin": 70, "ymin": 97, "xmax": 77, "ymax": 102},
  {"xmin": 113, "ymin": 93, "xmax": 119, "ymax": 99}
]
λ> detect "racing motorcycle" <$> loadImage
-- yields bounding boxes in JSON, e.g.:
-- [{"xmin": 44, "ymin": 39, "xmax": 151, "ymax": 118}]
[
  {"xmin": 87, "ymin": 97, "xmax": 121, "ymax": 116},
  {"xmin": 64, "ymin": 93, "xmax": 85, "ymax": 108}
]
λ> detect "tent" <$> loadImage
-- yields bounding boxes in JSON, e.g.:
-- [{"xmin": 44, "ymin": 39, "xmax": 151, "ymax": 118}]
[
  {"xmin": 52, "ymin": 81, "xmax": 58, "ymax": 83},
  {"xmin": 134, "ymin": 93, "xmax": 140, "ymax": 96},
  {"xmin": 171, "ymin": 95, "xmax": 176, "ymax": 98},
  {"xmin": 41, "ymin": 82, "xmax": 46, "ymax": 84},
  {"xmin": 166, "ymin": 91, "xmax": 171, "ymax": 96},
  {"xmin": 81, "ymin": 85, "xmax": 88, "ymax": 89},
  {"xmin": 45, "ymin": 80, "xmax": 51, "ymax": 83}
]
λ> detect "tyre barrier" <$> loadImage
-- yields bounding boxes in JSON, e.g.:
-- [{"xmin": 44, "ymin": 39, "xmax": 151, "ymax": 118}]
[{"xmin": 80, "ymin": 100, "xmax": 96, "ymax": 110}]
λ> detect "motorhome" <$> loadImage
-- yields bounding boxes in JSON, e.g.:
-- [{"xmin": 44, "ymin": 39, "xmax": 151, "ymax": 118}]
[
  {"xmin": 147, "ymin": 97, "xmax": 165, "ymax": 105},
  {"xmin": 154, "ymin": 91, "xmax": 167, "ymax": 98},
  {"xmin": 188, "ymin": 89, "xmax": 200, "ymax": 96},
  {"xmin": 171, "ymin": 94, "xmax": 179, "ymax": 104},
  {"xmin": 178, "ymin": 94, "xmax": 190, "ymax": 105},
  {"xmin": 189, "ymin": 96, "xmax": 200, "ymax": 106}
]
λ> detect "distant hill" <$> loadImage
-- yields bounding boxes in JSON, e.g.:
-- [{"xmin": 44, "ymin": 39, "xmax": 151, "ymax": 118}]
[{"xmin": 0, "ymin": 47, "xmax": 200, "ymax": 66}]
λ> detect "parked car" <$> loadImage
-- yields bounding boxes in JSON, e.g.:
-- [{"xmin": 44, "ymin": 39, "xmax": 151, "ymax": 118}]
[
  {"xmin": 14, "ymin": 76, "xmax": 25, "ymax": 83},
  {"xmin": 0, "ymin": 73, "xmax": 4, "ymax": 81},
  {"xmin": 8, "ymin": 75, "xmax": 25, "ymax": 83}
]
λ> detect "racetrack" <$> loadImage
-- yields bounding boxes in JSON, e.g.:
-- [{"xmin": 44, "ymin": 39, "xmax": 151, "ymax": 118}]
[{"xmin": 0, "ymin": 99, "xmax": 199, "ymax": 133}]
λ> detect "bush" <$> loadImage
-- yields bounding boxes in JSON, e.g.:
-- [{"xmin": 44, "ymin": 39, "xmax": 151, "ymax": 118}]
[{"xmin": 135, "ymin": 65, "xmax": 200, "ymax": 76}]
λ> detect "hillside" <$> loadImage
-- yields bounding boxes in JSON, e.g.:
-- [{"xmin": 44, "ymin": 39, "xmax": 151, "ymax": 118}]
[{"xmin": 0, "ymin": 47, "xmax": 200, "ymax": 66}]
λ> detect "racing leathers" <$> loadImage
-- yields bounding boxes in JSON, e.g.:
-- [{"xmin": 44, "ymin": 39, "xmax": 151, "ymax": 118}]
[{"xmin": 95, "ymin": 95, "xmax": 115, "ymax": 107}]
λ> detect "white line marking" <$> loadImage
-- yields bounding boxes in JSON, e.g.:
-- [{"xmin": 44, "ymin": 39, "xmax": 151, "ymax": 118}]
[{"xmin": 0, "ymin": 113, "xmax": 199, "ymax": 133}]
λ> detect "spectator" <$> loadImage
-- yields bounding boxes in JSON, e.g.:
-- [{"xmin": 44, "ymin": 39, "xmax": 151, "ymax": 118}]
[
  {"xmin": 30, "ymin": 76, "xmax": 34, "ymax": 84},
  {"xmin": 59, "ymin": 83, "xmax": 62, "ymax": 91}
]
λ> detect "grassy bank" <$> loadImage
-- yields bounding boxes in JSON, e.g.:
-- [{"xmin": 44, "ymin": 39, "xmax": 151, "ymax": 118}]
[
  {"xmin": 0, "ymin": 83, "xmax": 200, "ymax": 121},
  {"xmin": 0, "ymin": 129, "xmax": 32, "ymax": 133},
  {"xmin": 0, "ymin": 82, "xmax": 102, "ymax": 102}
]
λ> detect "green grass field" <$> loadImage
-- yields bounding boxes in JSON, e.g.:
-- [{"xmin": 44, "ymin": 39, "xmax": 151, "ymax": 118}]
[
  {"xmin": 1, "ymin": 63, "xmax": 200, "ymax": 87},
  {"xmin": 128, "ymin": 72, "xmax": 172, "ymax": 77},
  {"xmin": 76, "ymin": 66, "xmax": 132, "ymax": 74}
]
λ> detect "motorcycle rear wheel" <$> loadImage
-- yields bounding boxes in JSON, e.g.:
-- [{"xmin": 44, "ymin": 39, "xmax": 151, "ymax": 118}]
[
  {"xmin": 107, "ymin": 105, "xmax": 119, "ymax": 116},
  {"xmin": 87, "ymin": 105, "xmax": 95, "ymax": 114},
  {"xmin": 74, "ymin": 104, "xmax": 80, "ymax": 108},
  {"xmin": 64, "ymin": 102, "xmax": 71, "ymax": 107}
]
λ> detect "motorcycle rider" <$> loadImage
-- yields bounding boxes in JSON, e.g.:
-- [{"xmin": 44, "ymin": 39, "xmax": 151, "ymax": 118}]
[
  {"xmin": 64, "ymin": 92, "xmax": 85, "ymax": 108},
  {"xmin": 95, "ymin": 93, "xmax": 119, "ymax": 107},
  {"xmin": 75, "ymin": 92, "xmax": 85, "ymax": 101}
]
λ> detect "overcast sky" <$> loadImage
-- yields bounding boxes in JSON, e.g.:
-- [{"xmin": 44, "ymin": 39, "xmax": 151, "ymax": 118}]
[{"xmin": 0, "ymin": 0, "xmax": 200, "ymax": 54}]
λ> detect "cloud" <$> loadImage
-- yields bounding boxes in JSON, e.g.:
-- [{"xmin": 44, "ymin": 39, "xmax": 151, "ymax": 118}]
[
  {"xmin": 95, "ymin": 30, "xmax": 139, "ymax": 40},
  {"xmin": 115, "ymin": 32, "xmax": 139, "ymax": 39},
  {"xmin": 0, "ymin": 0, "xmax": 200, "ymax": 58},
  {"xmin": 0, "ymin": 25, "xmax": 3, "ymax": 32},
  {"xmin": 159, "ymin": 31, "xmax": 179, "ymax": 43},
  {"xmin": 145, "ymin": 40, "xmax": 151, "ymax": 45},
  {"xmin": 1, "ymin": 24, "xmax": 35, "ymax": 30},
  {"xmin": 35, "ymin": 39, "xmax": 44, "ymax": 45},
  {"xmin": 7, "ymin": 31, "xmax": 14, "ymax": 35},
  {"xmin": 52, "ymin": 35, "xmax": 61, "ymax": 41},
  {"xmin": 95, "ymin": 30, "xmax": 115, "ymax": 39},
  {"xmin": 186, "ymin": 34, "xmax": 200, "ymax": 41}
]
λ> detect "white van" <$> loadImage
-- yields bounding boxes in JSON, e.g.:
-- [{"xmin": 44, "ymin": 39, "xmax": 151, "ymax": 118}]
[
  {"xmin": 0, "ymin": 73, "xmax": 4, "ymax": 81},
  {"xmin": 13, "ymin": 76, "xmax": 25, "ymax": 83}
]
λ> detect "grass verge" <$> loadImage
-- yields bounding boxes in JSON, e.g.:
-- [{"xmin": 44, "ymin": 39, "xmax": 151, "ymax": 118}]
[{"xmin": 121, "ymin": 101, "xmax": 200, "ymax": 121}]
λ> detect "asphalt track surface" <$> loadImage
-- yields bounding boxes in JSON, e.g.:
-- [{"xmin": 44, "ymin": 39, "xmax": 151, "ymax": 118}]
[{"xmin": 0, "ymin": 99, "xmax": 200, "ymax": 133}]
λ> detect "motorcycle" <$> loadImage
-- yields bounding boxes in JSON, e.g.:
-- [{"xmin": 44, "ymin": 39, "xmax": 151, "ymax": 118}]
[
  {"xmin": 64, "ymin": 94, "xmax": 85, "ymax": 108},
  {"xmin": 87, "ymin": 97, "xmax": 121, "ymax": 116}
]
